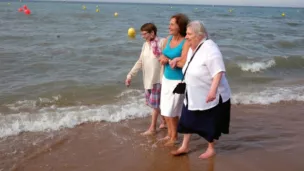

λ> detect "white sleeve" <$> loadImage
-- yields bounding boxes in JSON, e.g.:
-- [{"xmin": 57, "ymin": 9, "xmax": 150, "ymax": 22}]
[
  {"xmin": 127, "ymin": 43, "xmax": 145, "ymax": 78},
  {"xmin": 205, "ymin": 45, "xmax": 226, "ymax": 78},
  {"xmin": 159, "ymin": 38, "xmax": 165, "ymax": 51}
]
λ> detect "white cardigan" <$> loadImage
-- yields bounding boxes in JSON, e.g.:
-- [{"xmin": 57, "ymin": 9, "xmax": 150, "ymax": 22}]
[{"xmin": 127, "ymin": 38, "xmax": 165, "ymax": 89}]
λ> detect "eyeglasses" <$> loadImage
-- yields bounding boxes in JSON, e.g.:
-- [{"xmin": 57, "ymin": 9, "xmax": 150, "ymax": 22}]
[{"xmin": 141, "ymin": 32, "xmax": 150, "ymax": 36}]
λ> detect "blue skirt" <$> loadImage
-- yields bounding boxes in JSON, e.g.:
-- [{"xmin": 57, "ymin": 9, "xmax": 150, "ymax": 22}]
[{"xmin": 177, "ymin": 96, "xmax": 231, "ymax": 143}]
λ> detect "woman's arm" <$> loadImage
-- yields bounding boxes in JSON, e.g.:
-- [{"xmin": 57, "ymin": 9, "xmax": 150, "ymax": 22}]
[
  {"xmin": 159, "ymin": 36, "xmax": 170, "ymax": 65},
  {"xmin": 125, "ymin": 44, "xmax": 145, "ymax": 86},
  {"xmin": 205, "ymin": 46, "xmax": 226, "ymax": 102},
  {"xmin": 169, "ymin": 40, "xmax": 190, "ymax": 68},
  {"xmin": 127, "ymin": 55, "xmax": 142, "ymax": 79},
  {"xmin": 176, "ymin": 40, "xmax": 190, "ymax": 68},
  {"xmin": 206, "ymin": 72, "xmax": 223, "ymax": 103}
]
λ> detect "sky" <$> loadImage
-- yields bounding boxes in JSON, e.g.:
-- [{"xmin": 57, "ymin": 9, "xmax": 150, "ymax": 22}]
[{"xmin": 96, "ymin": 0, "xmax": 304, "ymax": 7}]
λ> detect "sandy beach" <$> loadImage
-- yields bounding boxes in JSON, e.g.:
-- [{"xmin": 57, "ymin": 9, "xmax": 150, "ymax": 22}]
[{"xmin": 1, "ymin": 102, "xmax": 303, "ymax": 171}]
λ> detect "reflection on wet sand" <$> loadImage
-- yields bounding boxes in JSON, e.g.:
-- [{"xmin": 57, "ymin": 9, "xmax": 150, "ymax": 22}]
[{"xmin": 1, "ymin": 103, "xmax": 304, "ymax": 171}]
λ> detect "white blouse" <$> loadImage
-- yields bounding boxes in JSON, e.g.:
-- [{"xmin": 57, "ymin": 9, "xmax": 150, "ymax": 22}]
[{"xmin": 183, "ymin": 39, "xmax": 231, "ymax": 111}]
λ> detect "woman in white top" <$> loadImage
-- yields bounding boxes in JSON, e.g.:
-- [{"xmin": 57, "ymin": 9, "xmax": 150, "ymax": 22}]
[
  {"xmin": 125, "ymin": 23, "xmax": 166, "ymax": 135},
  {"xmin": 171, "ymin": 21, "xmax": 231, "ymax": 159}
]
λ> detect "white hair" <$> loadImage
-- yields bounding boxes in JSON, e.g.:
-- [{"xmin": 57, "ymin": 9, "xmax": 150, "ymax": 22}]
[{"xmin": 187, "ymin": 20, "xmax": 209, "ymax": 38}]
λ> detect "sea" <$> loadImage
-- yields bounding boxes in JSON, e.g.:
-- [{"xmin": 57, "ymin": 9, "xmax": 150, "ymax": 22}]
[{"xmin": 0, "ymin": 1, "xmax": 304, "ymax": 138}]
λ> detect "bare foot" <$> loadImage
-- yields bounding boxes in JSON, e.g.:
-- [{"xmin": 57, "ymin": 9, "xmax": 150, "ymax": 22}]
[
  {"xmin": 171, "ymin": 147, "xmax": 189, "ymax": 156},
  {"xmin": 198, "ymin": 148, "xmax": 216, "ymax": 159},
  {"xmin": 140, "ymin": 130, "xmax": 156, "ymax": 136},
  {"xmin": 159, "ymin": 123, "xmax": 167, "ymax": 129},
  {"xmin": 158, "ymin": 136, "xmax": 170, "ymax": 141},
  {"xmin": 164, "ymin": 139, "xmax": 177, "ymax": 147}
]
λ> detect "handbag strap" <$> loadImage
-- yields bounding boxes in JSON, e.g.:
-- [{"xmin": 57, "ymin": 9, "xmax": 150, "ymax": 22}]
[{"xmin": 181, "ymin": 39, "xmax": 207, "ymax": 81}]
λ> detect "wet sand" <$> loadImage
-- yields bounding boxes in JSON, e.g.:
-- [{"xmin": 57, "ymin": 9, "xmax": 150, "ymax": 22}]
[{"xmin": 1, "ymin": 102, "xmax": 304, "ymax": 171}]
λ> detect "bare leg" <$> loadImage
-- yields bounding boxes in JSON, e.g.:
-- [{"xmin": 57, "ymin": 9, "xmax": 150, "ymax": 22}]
[
  {"xmin": 166, "ymin": 117, "xmax": 171, "ymax": 137},
  {"xmin": 159, "ymin": 116, "xmax": 171, "ymax": 140},
  {"xmin": 165, "ymin": 117, "xmax": 178, "ymax": 146},
  {"xmin": 141, "ymin": 108, "xmax": 159, "ymax": 136},
  {"xmin": 171, "ymin": 116, "xmax": 179, "ymax": 140},
  {"xmin": 159, "ymin": 115, "xmax": 167, "ymax": 129},
  {"xmin": 171, "ymin": 134, "xmax": 191, "ymax": 155},
  {"xmin": 199, "ymin": 142, "xmax": 216, "ymax": 159}
]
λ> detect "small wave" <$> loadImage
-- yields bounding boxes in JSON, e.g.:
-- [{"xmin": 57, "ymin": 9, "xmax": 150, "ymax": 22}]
[
  {"xmin": 34, "ymin": 42, "xmax": 55, "ymax": 47},
  {"xmin": 257, "ymin": 33, "xmax": 275, "ymax": 39},
  {"xmin": 75, "ymin": 13, "xmax": 95, "ymax": 19},
  {"xmin": 232, "ymin": 56, "xmax": 304, "ymax": 73},
  {"xmin": 274, "ymin": 56, "xmax": 304, "ymax": 69},
  {"xmin": 286, "ymin": 22, "xmax": 301, "ymax": 27},
  {"xmin": 216, "ymin": 14, "xmax": 233, "ymax": 17},
  {"xmin": 5, "ymin": 95, "xmax": 62, "ymax": 112},
  {"xmin": 1, "ymin": 86, "xmax": 304, "ymax": 138},
  {"xmin": 268, "ymin": 39, "xmax": 304, "ymax": 49},
  {"xmin": 271, "ymin": 16, "xmax": 285, "ymax": 19},
  {"xmin": 193, "ymin": 10, "xmax": 205, "ymax": 13},
  {"xmin": 0, "ymin": 90, "xmax": 150, "ymax": 138},
  {"xmin": 88, "ymin": 37, "xmax": 102, "ymax": 43},
  {"xmin": 232, "ymin": 86, "xmax": 304, "ymax": 105},
  {"xmin": 236, "ymin": 59, "xmax": 276, "ymax": 72},
  {"xmin": 116, "ymin": 89, "xmax": 142, "ymax": 98},
  {"xmin": 0, "ymin": 35, "xmax": 24, "ymax": 41},
  {"xmin": 277, "ymin": 40, "xmax": 297, "ymax": 48}
]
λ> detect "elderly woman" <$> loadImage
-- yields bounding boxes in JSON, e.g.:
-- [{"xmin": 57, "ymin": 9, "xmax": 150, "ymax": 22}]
[
  {"xmin": 159, "ymin": 13, "xmax": 190, "ymax": 146},
  {"xmin": 125, "ymin": 23, "xmax": 166, "ymax": 135},
  {"xmin": 171, "ymin": 21, "xmax": 231, "ymax": 159}
]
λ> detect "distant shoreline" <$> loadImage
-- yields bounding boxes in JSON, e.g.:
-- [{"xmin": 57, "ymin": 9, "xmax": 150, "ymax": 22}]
[{"xmin": 1, "ymin": 0, "xmax": 304, "ymax": 9}]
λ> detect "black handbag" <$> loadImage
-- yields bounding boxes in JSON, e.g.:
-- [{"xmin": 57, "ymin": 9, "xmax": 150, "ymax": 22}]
[{"xmin": 173, "ymin": 41, "xmax": 205, "ymax": 94}]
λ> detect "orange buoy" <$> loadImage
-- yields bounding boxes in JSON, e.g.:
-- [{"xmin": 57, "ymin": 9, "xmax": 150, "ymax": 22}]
[{"xmin": 24, "ymin": 9, "xmax": 31, "ymax": 15}]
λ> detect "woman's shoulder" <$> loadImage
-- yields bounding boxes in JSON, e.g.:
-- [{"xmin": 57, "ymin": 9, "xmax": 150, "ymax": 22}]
[
  {"xmin": 182, "ymin": 39, "xmax": 190, "ymax": 47},
  {"xmin": 204, "ymin": 39, "xmax": 218, "ymax": 48},
  {"xmin": 142, "ymin": 41, "xmax": 148, "ymax": 48},
  {"xmin": 201, "ymin": 40, "xmax": 220, "ymax": 52},
  {"xmin": 163, "ymin": 36, "xmax": 171, "ymax": 42},
  {"xmin": 181, "ymin": 40, "xmax": 190, "ymax": 53},
  {"xmin": 204, "ymin": 40, "xmax": 223, "ymax": 58},
  {"xmin": 158, "ymin": 37, "xmax": 166, "ymax": 43},
  {"xmin": 159, "ymin": 36, "xmax": 170, "ymax": 48}
]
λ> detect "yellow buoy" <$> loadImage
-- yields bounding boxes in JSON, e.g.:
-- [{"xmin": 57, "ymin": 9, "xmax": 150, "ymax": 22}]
[
  {"xmin": 128, "ymin": 27, "xmax": 136, "ymax": 38},
  {"xmin": 281, "ymin": 12, "xmax": 285, "ymax": 17},
  {"xmin": 96, "ymin": 8, "xmax": 100, "ymax": 12},
  {"xmin": 8, "ymin": 2, "xmax": 10, "ymax": 5},
  {"xmin": 82, "ymin": 5, "xmax": 86, "ymax": 10},
  {"xmin": 229, "ymin": 9, "xmax": 233, "ymax": 13},
  {"xmin": 114, "ymin": 12, "xmax": 118, "ymax": 17}
]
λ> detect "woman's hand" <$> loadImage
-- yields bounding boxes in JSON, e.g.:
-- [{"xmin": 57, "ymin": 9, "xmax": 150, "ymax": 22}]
[
  {"xmin": 169, "ymin": 58, "xmax": 178, "ymax": 69},
  {"xmin": 206, "ymin": 89, "xmax": 216, "ymax": 103},
  {"xmin": 125, "ymin": 75, "xmax": 131, "ymax": 87},
  {"xmin": 159, "ymin": 55, "xmax": 169, "ymax": 65}
]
